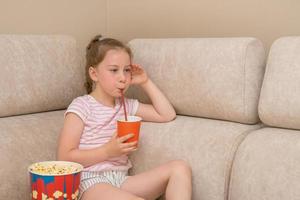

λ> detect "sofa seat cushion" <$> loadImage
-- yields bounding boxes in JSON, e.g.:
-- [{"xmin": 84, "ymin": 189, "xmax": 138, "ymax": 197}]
[
  {"xmin": 229, "ymin": 127, "xmax": 300, "ymax": 200},
  {"xmin": 129, "ymin": 115, "xmax": 261, "ymax": 200},
  {"xmin": 0, "ymin": 110, "xmax": 64, "ymax": 199}
]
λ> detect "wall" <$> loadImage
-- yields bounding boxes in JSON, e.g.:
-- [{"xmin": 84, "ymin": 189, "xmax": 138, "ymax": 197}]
[
  {"xmin": 1, "ymin": 0, "xmax": 300, "ymax": 51},
  {"xmin": 0, "ymin": 0, "xmax": 107, "ymax": 52},
  {"xmin": 107, "ymin": 0, "xmax": 300, "ymax": 51}
]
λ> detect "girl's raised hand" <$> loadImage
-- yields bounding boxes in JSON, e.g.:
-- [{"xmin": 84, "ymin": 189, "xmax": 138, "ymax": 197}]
[
  {"xmin": 130, "ymin": 64, "xmax": 148, "ymax": 85},
  {"xmin": 103, "ymin": 132, "xmax": 137, "ymax": 158}
]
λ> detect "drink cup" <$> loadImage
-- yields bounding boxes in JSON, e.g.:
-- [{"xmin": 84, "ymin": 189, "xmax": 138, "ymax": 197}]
[{"xmin": 117, "ymin": 116, "xmax": 142, "ymax": 144}]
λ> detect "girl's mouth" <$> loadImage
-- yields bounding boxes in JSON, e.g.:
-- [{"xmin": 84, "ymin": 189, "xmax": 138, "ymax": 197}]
[{"xmin": 117, "ymin": 88, "xmax": 125, "ymax": 94}]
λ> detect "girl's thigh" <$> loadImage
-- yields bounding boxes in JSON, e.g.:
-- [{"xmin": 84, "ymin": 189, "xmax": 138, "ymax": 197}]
[
  {"xmin": 121, "ymin": 161, "xmax": 180, "ymax": 200},
  {"xmin": 81, "ymin": 183, "xmax": 143, "ymax": 200}
]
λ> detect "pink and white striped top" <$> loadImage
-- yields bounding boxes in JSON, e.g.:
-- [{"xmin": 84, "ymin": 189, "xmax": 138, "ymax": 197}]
[{"xmin": 65, "ymin": 95, "xmax": 139, "ymax": 172}]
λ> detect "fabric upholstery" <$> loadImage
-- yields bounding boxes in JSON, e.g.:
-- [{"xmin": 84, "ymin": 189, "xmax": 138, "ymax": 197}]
[
  {"xmin": 0, "ymin": 35, "xmax": 86, "ymax": 117},
  {"xmin": 258, "ymin": 37, "xmax": 300, "ymax": 130},
  {"xmin": 228, "ymin": 128, "xmax": 300, "ymax": 200},
  {"xmin": 129, "ymin": 116, "xmax": 261, "ymax": 200},
  {"xmin": 127, "ymin": 38, "xmax": 265, "ymax": 124},
  {"xmin": 0, "ymin": 110, "xmax": 64, "ymax": 199}
]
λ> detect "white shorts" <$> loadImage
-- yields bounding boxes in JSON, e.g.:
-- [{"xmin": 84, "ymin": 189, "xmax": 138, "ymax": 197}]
[{"xmin": 79, "ymin": 170, "xmax": 129, "ymax": 199}]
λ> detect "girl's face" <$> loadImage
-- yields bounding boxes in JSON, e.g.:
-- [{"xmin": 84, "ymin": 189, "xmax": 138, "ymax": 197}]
[{"xmin": 91, "ymin": 49, "xmax": 132, "ymax": 98}]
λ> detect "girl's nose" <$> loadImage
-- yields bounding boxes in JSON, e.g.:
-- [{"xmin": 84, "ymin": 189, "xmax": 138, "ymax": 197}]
[{"xmin": 119, "ymin": 71, "xmax": 126, "ymax": 82}]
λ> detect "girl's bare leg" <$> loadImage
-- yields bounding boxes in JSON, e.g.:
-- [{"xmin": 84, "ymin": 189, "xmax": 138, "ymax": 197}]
[
  {"xmin": 81, "ymin": 183, "xmax": 144, "ymax": 200},
  {"xmin": 121, "ymin": 160, "xmax": 192, "ymax": 200}
]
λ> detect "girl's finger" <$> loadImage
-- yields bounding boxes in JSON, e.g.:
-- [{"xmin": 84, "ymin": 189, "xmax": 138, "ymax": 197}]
[
  {"xmin": 130, "ymin": 65, "xmax": 138, "ymax": 72},
  {"xmin": 131, "ymin": 64, "xmax": 142, "ymax": 69},
  {"xmin": 120, "ymin": 141, "xmax": 137, "ymax": 148},
  {"xmin": 119, "ymin": 133, "xmax": 134, "ymax": 143},
  {"xmin": 122, "ymin": 147, "xmax": 138, "ymax": 154},
  {"xmin": 112, "ymin": 132, "xmax": 118, "ymax": 138}
]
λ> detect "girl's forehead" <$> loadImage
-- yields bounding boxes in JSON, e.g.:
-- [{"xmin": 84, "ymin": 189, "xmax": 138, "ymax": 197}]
[
  {"xmin": 97, "ymin": 49, "xmax": 131, "ymax": 68},
  {"xmin": 104, "ymin": 49, "xmax": 130, "ymax": 61}
]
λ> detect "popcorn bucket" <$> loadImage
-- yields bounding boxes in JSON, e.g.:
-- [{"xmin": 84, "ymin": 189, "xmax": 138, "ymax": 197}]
[{"xmin": 28, "ymin": 161, "xmax": 83, "ymax": 200}]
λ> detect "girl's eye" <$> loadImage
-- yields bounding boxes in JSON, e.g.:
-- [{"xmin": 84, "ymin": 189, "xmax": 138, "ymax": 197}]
[
  {"xmin": 110, "ymin": 69, "xmax": 118, "ymax": 72},
  {"xmin": 125, "ymin": 68, "xmax": 131, "ymax": 73}
]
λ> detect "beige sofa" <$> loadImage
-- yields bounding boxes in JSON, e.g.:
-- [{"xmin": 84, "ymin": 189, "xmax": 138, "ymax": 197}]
[{"xmin": 0, "ymin": 35, "xmax": 300, "ymax": 200}]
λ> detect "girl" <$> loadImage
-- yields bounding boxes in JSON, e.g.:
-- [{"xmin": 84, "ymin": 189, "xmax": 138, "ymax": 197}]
[{"xmin": 57, "ymin": 35, "xmax": 192, "ymax": 200}]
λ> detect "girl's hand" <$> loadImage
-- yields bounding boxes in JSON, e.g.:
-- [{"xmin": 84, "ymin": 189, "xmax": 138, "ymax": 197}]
[
  {"xmin": 130, "ymin": 64, "xmax": 149, "ymax": 85},
  {"xmin": 103, "ymin": 133, "xmax": 137, "ymax": 158}
]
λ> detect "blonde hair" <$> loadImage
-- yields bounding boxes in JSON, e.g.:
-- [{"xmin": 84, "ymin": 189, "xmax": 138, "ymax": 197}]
[{"xmin": 85, "ymin": 35, "xmax": 132, "ymax": 94}]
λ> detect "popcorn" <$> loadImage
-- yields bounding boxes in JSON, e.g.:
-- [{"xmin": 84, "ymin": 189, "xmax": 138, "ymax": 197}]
[
  {"xmin": 72, "ymin": 190, "xmax": 79, "ymax": 199},
  {"xmin": 32, "ymin": 190, "xmax": 38, "ymax": 199},
  {"xmin": 29, "ymin": 161, "xmax": 81, "ymax": 175},
  {"xmin": 53, "ymin": 191, "xmax": 63, "ymax": 198}
]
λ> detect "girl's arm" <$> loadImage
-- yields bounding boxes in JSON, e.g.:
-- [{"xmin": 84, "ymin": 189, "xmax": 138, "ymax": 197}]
[
  {"xmin": 131, "ymin": 64, "xmax": 176, "ymax": 122},
  {"xmin": 57, "ymin": 113, "xmax": 136, "ymax": 167}
]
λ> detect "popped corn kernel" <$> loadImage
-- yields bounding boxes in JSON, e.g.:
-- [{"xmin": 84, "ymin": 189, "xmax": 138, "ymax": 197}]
[{"xmin": 29, "ymin": 162, "xmax": 81, "ymax": 175}]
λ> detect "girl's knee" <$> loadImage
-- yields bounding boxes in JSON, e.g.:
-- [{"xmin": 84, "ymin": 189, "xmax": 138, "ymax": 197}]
[{"xmin": 169, "ymin": 160, "xmax": 192, "ymax": 176}]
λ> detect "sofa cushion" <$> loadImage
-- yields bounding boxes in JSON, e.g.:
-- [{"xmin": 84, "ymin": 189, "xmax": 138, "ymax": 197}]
[
  {"xmin": 259, "ymin": 36, "xmax": 300, "ymax": 130},
  {"xmin": 0, "ymin": 35, "xmax": 85, "ymax": 117},
  {"xmin": 0, "ymin": 110, "xmax": 64, "ymax": 199},
  {"xmin": 127, "ymin": 38, "xmax": 265, "ymax": 124},
  {"xmin": 129, "ymin": 116, "xmax": 261, "ymax": 200},
  {"xmin": 228, "ymin": 128, "xmax": 300, "ymax": 200}
]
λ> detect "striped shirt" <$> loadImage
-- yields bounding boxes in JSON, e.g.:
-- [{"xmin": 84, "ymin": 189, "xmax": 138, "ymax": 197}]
[{"xmin": 65, "ymin": 94, "xmax": 139, "ymax": 172}]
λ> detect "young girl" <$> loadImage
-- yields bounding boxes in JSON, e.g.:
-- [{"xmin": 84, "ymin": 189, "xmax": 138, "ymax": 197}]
[{"xmin": 57, "ymin": 35, "xmax": 192, "ymax": 200}]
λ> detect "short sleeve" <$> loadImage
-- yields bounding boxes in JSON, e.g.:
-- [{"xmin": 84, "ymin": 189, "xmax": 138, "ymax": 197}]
[
  {"xmin": 65, "ymin": 97, "xmax": 90, "ymax": 124},
  {"xmin": 126, "ymin": 98, "xmax": 139, "ymax": 116}
]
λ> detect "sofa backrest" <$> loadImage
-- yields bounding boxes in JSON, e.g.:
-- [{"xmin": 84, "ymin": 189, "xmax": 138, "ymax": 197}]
[
  {"xmin": 0, "ymin": 35, "xmax": 86, "ymax": 117},
  {"xmin": 128, "ymin": 38, "xmax": 265, "ymax": 124},
  {"xmin": 259, "ymin": 37, "xmax": 300, "ymax": 130}
]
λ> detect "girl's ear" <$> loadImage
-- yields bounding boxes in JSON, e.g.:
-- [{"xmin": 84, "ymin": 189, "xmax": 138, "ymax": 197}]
[{"xmin": 89, "ymin": 66, "xmax": 98, "ymax": 82}]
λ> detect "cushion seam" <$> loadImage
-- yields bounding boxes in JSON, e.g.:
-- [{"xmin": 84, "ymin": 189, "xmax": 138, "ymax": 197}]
[{"xmin": 224, "ymin": 125, "xmax": 263, "ymax": 200}]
